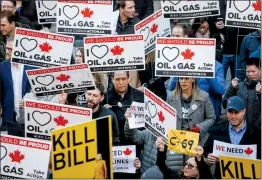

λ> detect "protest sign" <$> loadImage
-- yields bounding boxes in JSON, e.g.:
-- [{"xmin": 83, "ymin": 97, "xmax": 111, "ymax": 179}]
[
  {"xmin": 12, "ymin": 28, "xmax": 74, "ymax": 68},
  {"xmin": 56, "ymin": 0, "xmax": 113, "ymax": 35},
  {"xmin": 134, "ymin": 9, "xmax": 171, "ymax": 55},
  {"xmin": 51, "ymin": 116, "xmax": 113, "ymax": 179},
  {"xmin": 26, "ymin": 64, "xmax": 96, "ymax": 96},
  {"xmin": 112, "ymin": 146, "xmax": 136, "ymax": 174},
  {"xmin": 24, "ymin": 99, "xmax": 92, "ymax": 141},
  {"xmin": 0, "ymin": 135, "xmax": 51, "ymax": 179},
  {"xmin": 225, "ymin": 0, "xmax": 261, "ymax": 29},
  {"xmin": 161, "ymin": 0, "xmax": 220, "ymax": 19},
  {"xmin": 129, "ymin": 102, "xmax": 145, "ymax": 129},
  {"xmin": 213, "ymin": 140, "xmax": 257, "ymax": 159},
  {"xmin": 144, "ymin": 88, "xmax": 177, "ymax": 144},
  {"xmin": 168, "ymin": 129, "xmax": 199, "ymax": 155},
  {"xmin": 36, "ymin": 1, "xmax": 57, "ymax": 24},
  {"xmin": 219, "ymin": 155, "xmax": 261, "ymax": 179},
  {"xmin": 84, "ymin": 35, "xmax": 145, "ymax": 72},
  {"xmin": 77, "ymin": 93, "xmax": 87, "ymax": 106},
  {"xmin": 155, "ymin": 37, "xmax": 216, "ymax": 78}
]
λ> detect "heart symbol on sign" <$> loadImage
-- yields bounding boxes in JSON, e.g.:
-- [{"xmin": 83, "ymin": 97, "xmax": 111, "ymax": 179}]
[
  {"xmin": 36, "ymin": 75, "xmax": 54, "ymax": 86},
  {"xmin": 32, "ymin": 111, "xmax": 52, "ymax": 126},
  {"xmin": 91, "ymin": 45, "xmax": 109, "ymax": 59},
  {"xmin": 0, "ymin": 146, "xmax": 7, "ymax": 160},
  {"xmin": 42, "ymin": 0, "xmax": 57, "ymax": 10},
  {"xmin": 168, "ymin": 0, "xmax": 181, "ymax": 5},
  {"xmin": 162, "ymin": 47, "xmax": 180, "ymax": 62},
  {"xmin": 20, "ymin": 38, "xmax": 38, "ymax": 52},
  {"xmin": 233, "ymin": 0, "xmax": 251, "ymax": 13},
  {"xmin": 140, "ymin": 27, "xmax": 150, "ymax": 41},
  {"xmin": 148, "ymin": 101, "xmax": 157, "ymax": 118},
  {"xmin": 63, "ymin": 5, "xmax": 79, "ymax": 20}
]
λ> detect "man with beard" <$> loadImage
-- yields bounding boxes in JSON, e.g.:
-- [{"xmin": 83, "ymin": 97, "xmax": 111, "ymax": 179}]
[
  {"xmin": 223, "ymin": 57, "xmax": 261, "ymax": 129},
  {"xmin": 86, "ymin": 82, "xmax": 120, "ymax": 145}
]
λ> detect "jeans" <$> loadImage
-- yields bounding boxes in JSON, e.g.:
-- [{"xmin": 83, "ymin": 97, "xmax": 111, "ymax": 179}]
[{"xmin": 222, "ymin": 54, "xmax": 238, "ymax": 80}]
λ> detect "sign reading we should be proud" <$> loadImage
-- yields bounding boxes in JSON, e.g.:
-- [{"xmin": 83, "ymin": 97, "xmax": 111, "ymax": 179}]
[
  {"xmin": 0, "ymin": 135, "xmax": 51, "ymax": 179},
  {"xmin": 84, "ymin": 35, "xmax": 145, "ymax": 72},
  {"xmin": 56, "ymin": 0, "xmax": 113, "ymax": 35},
  {"xmin": 12, "ymin": 28, "xmax": 74, "ymax": 68}
]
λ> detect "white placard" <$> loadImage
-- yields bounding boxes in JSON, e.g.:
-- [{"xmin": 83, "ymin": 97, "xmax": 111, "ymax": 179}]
[
  {"xmin": 134, "ymin": 9, "xmax": 171, "ymax": 55},
  {"xmin": 161, "ymin": 0, "xmax": 220, "ymax": 19},
  {"xmin": 0, "ymin": 135, "xmax": 51, "ymax": 179},
  {"xmin": 225, "ymin": 0, "xmax": 261, "ymax": 29},
  {"xmin": 112, "ymin": 146, "xmax": 136, "ymax": 174},
  {"xmin": 213, "ymin": 140, "xmax": 257, "ymax": 160},
  {"xmin": 129, "ymin": 102, "xmax": 145, "ymax": 129},
  {"xmin": 84, "ymin": 35, "xmax": 145, "ymax": 72},
  {"xmin": 36, "ymin": 0, "xmax": 57, "ymax": 24},
  {"xmin": 12, "ymin": 28, "xmax": 74, "ymax": 68},
  {"xmin": 144, "ymin": 88, "xmax": 177, "ymax": 144},
  {"xmin": 26, "ymin": 64, "xmax": 96, "ymax": 96},
  {"xmin": 24, "ymin": 99, "xmax": 92, "ymax": 141},
  {"xmin": 155, "ymin": 37, "xmax": 216, "ymax": 78},
  {"xmin": 56, "ymin": 0, "xmax": 113, "ymax": 35}
]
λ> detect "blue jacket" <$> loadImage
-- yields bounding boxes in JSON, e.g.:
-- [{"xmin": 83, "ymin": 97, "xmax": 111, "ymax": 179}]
[
  {"xmin": 249, "ymin": 46, "xmax": 261, "ymax": 59},
  {"xmin": 0, "ymin": 60, "xmax": 32, "ymax": 121},
  {"xmin": 239, "ymin": 31, "xmax": 261, "ymax": 81},
  {"xmin": 168, "ymin": 61, "xmax": 225, "ymax": 117}
]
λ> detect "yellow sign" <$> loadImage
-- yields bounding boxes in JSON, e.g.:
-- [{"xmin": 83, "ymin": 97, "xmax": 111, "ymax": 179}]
[
  {"xmin": 168, "ymin": 129, "xmax": 199, "ymax": 155},
  {"xmin": 219, "ymin": 155, "xmax": 261, "ymax": 179},
  {"xmin": 51, "ymin": 116, "xmax": 113, "ymax": 179}
]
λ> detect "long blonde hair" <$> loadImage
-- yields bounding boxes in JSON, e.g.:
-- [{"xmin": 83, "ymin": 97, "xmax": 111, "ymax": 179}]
[{"xmin": 174, "ymin": 78, "xmax": 200, "ymax": 101}]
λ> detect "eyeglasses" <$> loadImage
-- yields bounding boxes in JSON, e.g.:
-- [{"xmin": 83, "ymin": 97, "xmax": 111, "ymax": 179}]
[
  {"xmin": 1, "ymin": 5, "xmax": 15, "ymax": 9},
  {"xmin": 6, "ymin": 47, "xmax": 13, "ymax": 52},
  {"xmin": 184, "ymin": 162, "xmax": 196, "ymax": 169}
]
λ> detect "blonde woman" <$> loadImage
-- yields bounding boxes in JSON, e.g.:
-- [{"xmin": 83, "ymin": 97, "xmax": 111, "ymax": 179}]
[
  {"xmin": 93, "ymin": 154, "xmax": 107, "ymax": 179},
  {"xmin": 166, "ymin": 77, "xmax": 215, "ymax": 146}
]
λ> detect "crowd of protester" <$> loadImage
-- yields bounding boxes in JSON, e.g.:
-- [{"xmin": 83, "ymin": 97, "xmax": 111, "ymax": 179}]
[{"xmin": 0, "ymin": 0, "xmax": 261, "ymax": 179}]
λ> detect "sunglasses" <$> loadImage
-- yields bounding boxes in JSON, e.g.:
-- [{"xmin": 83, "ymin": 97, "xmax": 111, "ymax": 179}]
[{"xmin": 184, "ymin": 162, "xmax": 196, "ymax": 169}]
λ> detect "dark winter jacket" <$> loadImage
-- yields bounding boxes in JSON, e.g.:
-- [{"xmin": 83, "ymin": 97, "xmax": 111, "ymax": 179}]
[
  {"xmin": 223, "ymin": 79, "xmax": 261, "ymax": 129},
  {"xmin": 238, "ymin": 31, "xmax": 261, "ymax": 81},
  {"xmin": 204, "ymin": 122, "xmax": 261, "ymax": 179}
]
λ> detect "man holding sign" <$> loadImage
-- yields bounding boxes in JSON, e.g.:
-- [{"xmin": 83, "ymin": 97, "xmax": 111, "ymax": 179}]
[{"xmin": 204, "ymin": 96, "xmax": 261, "ymax": 179}]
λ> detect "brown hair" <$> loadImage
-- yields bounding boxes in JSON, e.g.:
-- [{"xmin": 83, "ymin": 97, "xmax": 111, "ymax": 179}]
[
  {"xmin": 0, "ymin": 10, "xmax": 16, "ymax": 23},
  {"xmin": 76, "ymin": 48, "xmax": 85, "ymax": 62},
  {"xmin": 116, "ymin": 0, "xmax": 134, "ymax": 9},
  {"xmin": 174, "ymin": 78, "xmax": 200, "ymax": 101}
]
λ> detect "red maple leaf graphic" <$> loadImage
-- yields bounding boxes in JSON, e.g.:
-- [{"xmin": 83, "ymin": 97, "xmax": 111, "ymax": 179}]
[
  {"xmin": 123, "ymin": 148, "xmax": 132, "ymax": 156},
  {"xmin": 56, "ymin": 74, "xmax": 70, "ymax": 82},
  {"xmin": 110, "ymin": 45, "xmax": 124, "ymax": 56},
  {"xmin": 54, "ymin": 115, "xmax": 69, "ymax": 126},
  {"xmin": 181, "ymin": 48, "xmax": 195, "ymax": 60},
  {"xmin": 39, "ymin": 42, "xmax": 52, "ymax": 53},
  {"xmin": 9, "ymin": 150, "xmax": 25, "ymax": 163},
  {"xmin": 244, "ymin": 147, "xmax": 253, "ymax": 155},
  {"xmin": 252, "ymin": 0, "xmax": 261, "ymax": 11},
  {"xmin": 150, "ymin": 24, "xmax": 158, "ymax": 34},
  {"xmin": 158, "ymin": 111, "xmax": 165, "ymax": 123},
  {"xmin": 81, "ymin": 7, "xmax": 94, "ymax": 18}
]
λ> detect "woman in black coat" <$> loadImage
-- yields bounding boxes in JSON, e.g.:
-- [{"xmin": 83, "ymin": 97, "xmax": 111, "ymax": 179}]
[{"xmin": 155, "ymin": 137, "xmax": 213, "ymax": 179}]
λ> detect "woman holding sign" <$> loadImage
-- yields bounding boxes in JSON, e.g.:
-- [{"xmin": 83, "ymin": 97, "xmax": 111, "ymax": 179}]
[
  {"xmin": 166, "ymin": 77, "xmax": 216, "ymax": 146},
  {"xmin": 154, "ymin": 137, "xmax": 213, "ymax": 179}
]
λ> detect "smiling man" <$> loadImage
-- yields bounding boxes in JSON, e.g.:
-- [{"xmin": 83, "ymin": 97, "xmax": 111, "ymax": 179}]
[{"xmin": 204, "ymin": 96, "xmax": 261, "ymax": 179}]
